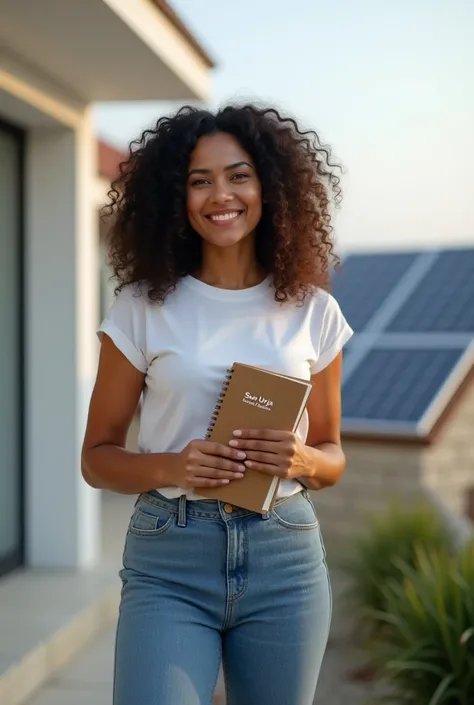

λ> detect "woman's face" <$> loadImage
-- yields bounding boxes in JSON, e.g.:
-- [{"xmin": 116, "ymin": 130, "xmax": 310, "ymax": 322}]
[{"xmin": 186, "ymin": 132, "xmax": 262, "ymax": 248}]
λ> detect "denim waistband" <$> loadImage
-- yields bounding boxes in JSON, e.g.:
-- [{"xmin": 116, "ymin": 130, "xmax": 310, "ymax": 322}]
[{"xmin": 139, "ymin": 489, "xmax": 306, "ymax": 521}]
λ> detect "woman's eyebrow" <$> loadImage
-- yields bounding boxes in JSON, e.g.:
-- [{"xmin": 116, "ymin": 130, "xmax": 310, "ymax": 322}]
[{"xmin": 188, "ymin": 161, "xmax": 254, "ymax": 177}]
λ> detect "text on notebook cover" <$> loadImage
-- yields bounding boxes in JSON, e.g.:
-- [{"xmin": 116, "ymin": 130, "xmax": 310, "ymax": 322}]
[{"xmin": 243, "ymin": 392, "xmax": 274, "ymax": 411}]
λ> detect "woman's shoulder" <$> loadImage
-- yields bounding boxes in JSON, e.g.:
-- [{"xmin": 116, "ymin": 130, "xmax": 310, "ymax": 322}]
[
  {"xmin": 299, "ymin": 286, "xmax": 339, "ymax": 316},
  {"xmin": 114, "ymin": 281, "xmax": 148, "ymax": 302},
  {"xmin": 298, "ymin": 286, "xmax": 350, "ymax": 337},
  {"xmin": 114, "ymin": 279, "xmax": 189, "ymax": 306},
  {"xmin": 111, "ymin": 281, "xmax": 173, "ymax": 313},
  {"xmin": 107, "ymin": 280, "xmax": 192, "ymax": 327}
]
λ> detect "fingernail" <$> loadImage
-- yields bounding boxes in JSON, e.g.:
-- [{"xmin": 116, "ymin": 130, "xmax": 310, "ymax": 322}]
[
  {"xmin": 234, "ymin": 473, "xmax": 244, "ymax": 479},
  {"xmin": 233, "ymin": 430, "xmax": 242, "ymax": 437},
  {"xmin": 245, "ymin": 460, "xmax": 253, "ymax": 468},
  {"xmin": 238, "ymin": 464, "xmax": 246, "ymax": 471},
  {"xmin": 221, "ymin": 480, "xmax": 230, "ymax": 484},
  {"xmin": 236, "ymin": 451, "xmax": 246, "ymax": 459},
  {"xmin": 229, "ymin": 440, "xmax": 239, "ymax": 447}
]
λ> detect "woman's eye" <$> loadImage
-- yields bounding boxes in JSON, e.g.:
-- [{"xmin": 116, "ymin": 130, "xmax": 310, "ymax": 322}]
[
  {"xmin": 191, "ymin": 178, "xmax": 210, "ymax": 187},
  {"xmin": 232, "ymin": 172, "xmax": 249, "ymax": 181}
]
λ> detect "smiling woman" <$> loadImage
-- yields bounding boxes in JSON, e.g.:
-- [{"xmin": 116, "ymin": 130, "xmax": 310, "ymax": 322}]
[{"xmin": 84, "ymin": 103, "xmax": 353, "ymax": 705}]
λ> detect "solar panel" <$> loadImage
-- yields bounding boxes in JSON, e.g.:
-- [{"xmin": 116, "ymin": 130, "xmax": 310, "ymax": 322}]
[
  {"xmin": 387, "ymin": 249, "xmax": 474, "ymax": 333},
  {"xmin": 336, "ymin": 247, "xmax": 474, "ymax": 436},
  {"xmin": 332, "ymin": 252, "xmax": 418, "ymax": 332},
  {"xmin": 342, "ymin": 346, "xmax": 467, "ymax": 428}
]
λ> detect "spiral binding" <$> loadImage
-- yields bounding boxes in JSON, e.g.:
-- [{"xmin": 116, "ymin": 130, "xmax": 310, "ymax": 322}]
[{"xmin": 205, "ymin": 367, "xmax": 234, "ymax": 439}]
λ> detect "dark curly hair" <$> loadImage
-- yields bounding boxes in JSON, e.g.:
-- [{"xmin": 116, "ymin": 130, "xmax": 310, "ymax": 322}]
[{"xmin": 103, "ymin": 104, "xmax": 342, "ymax": 304}]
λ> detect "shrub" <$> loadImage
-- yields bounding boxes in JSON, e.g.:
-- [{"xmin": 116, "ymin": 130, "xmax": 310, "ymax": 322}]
[
  {"xmin": 340, "ymin": 501, "xmax": 452, "ymax": 637},
  {"xmin": 368, "ymin": 543, "xmax": 474, "ymax": 704}
]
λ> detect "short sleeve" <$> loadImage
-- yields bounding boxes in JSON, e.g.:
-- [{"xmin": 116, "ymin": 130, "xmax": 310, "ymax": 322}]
[
  {"xmin": 310, "ymin": 291, "xmax": 353, "ymax": 374},
  {"xmin": 97, "ymin": 285, "xmax": 148, "ymax": 373}
]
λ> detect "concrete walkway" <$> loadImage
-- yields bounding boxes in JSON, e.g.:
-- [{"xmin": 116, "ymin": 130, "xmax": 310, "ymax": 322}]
[{"xmin": 25, "ymin": 569, "xmax": 386, "ymax": 705}]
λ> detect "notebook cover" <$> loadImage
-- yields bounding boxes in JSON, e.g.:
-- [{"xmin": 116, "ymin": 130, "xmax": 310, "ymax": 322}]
[{"xmin": 201, "ymin": 363, "xmax": 312, "ymax": 513}]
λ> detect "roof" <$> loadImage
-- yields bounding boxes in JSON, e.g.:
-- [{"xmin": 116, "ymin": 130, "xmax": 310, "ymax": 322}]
[
  {"xmin": 98, "ymin": 141, "xmax": 126, "ymax": 181},
  {"xmin": 335, "ymin": 247, "xmax": 474, "ymax": 444},
  {"xmin": 150, "ymin": 1, "xmax": 215, "ymax": 68}
]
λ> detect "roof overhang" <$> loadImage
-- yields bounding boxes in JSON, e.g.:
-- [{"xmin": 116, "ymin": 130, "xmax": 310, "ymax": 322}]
[{"xmin": 0, "ymin": 0, "xmax": 212, "ymax": 103}]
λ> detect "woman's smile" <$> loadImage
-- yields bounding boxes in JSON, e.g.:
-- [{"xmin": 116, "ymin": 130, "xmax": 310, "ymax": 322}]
[{"xmin": 205, "ymin": 209, "xmax": 245, "ymax": 225}]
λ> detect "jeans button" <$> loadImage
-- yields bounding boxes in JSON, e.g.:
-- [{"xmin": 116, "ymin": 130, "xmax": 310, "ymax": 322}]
[{"xmin": 223, "ymin": 504, "xmax": 233, "ymax": 514}]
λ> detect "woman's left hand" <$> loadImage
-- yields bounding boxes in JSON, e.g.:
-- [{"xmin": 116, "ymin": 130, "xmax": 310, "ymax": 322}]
[{"xmin": 229, "ymin": 429, "xmax": 310, "ymax": 480}]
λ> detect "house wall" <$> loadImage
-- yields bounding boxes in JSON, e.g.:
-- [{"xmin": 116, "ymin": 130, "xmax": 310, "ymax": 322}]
[
  {"xmin": 421, "ymin": 385, "xmax": 474, "ymax": 540},
  {"xmin": 312, "ymin": 385, "xmax": 474, "ymax": 545},
  {"xmin": 311, "ymin": 442, "xmax": 423, "ymax": 544},
  {"xmin": 1, "ymin": 64, "xmax": 101, "ymax": 569}
]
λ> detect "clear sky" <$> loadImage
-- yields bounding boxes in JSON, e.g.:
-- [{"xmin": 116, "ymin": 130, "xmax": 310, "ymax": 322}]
[{"xmin": 94, "ymin": 0, "xmax": 474, "ymax": 252}]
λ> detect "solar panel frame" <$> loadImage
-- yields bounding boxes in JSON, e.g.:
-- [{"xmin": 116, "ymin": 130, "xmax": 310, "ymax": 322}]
[{"xmin": 418, "ymin": 340, "xmax": 474, "ymax": 435}]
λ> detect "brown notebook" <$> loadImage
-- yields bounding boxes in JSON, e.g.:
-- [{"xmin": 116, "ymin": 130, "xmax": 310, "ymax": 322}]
[{"xmin": 201, "ymin": 362, "xmax": 312, "ymax": 513}]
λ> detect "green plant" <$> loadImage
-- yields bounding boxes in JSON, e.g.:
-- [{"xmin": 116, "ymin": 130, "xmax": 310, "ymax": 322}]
[
  {"xmin": 339, "ymin": 501, "xmax": 452, "ymax": 636},
  {"xmin": 368, "ymin": 542, "xmax": 474, "ymax": 705}
]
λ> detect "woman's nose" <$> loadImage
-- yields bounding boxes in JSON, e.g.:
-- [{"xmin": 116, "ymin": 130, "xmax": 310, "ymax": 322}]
[{"xmin": 210, "ymin": 180, "xmax": 233, "ymax": 203}]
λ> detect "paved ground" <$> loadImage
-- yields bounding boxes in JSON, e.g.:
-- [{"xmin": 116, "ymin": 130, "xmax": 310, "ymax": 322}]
[
  {"xmin": 25, "ymin": 567, "xmax": 386, "ymax": 705},
  {"xmin": 314, "ymin": 571, "xmax": 387, "ymax": 705}
]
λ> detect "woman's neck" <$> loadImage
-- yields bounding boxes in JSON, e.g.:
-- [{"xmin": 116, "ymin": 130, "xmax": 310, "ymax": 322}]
[{"xmin": 195, "ymin": 240, "xmax": 266, "ymax": 290}]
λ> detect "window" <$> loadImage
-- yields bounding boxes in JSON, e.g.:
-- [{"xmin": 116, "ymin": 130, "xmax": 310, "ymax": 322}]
[{"xmin": 0, "ymin": 120, "xmax": 24, "ymax": 576}]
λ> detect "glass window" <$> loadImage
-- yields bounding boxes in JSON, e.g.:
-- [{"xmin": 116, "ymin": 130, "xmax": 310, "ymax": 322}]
[{"xmin": 0, "ymin": 122, "xmax": 23, "ymax": 576}]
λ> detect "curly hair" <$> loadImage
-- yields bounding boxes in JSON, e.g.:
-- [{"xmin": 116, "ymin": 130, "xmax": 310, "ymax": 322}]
[{"xmin": 103, "ymin": 104, "xmax": 342, "ymax": 304}]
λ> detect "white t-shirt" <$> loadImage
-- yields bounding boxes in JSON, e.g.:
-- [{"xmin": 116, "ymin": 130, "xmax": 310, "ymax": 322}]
[{"xmin": 98, "ymin": 275, "xmax": 353, "ymax": 500}]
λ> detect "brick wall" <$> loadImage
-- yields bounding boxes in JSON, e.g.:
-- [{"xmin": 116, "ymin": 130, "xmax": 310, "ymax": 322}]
[
  {"xmin": 312, "ymin": 385, "xmax": 474, "ymax": 544},
  {"xmin": 311, "ymin": 443, "xmax": 423, "ymax": 543},
  {"xmin": 421, "ymin": 385, "xmax": 474, "ymax": 543}
]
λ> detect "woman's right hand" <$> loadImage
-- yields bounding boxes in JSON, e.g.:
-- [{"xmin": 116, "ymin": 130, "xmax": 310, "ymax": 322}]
[{"xmin": 174, "ymin": 440, "xmax": 247, "ymax": 489}]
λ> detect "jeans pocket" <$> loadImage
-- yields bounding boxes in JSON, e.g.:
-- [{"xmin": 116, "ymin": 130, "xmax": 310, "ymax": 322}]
[
  {"xmin": 271, "ymin": 492, "xmax": 319, "ymax": 530},
  {"xmin": 128, "ymin": 499, "xmax": 175, "ymax": 537}
]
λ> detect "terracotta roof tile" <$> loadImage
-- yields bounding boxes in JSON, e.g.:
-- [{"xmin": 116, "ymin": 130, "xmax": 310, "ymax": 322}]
[{"xmin": 98, "ymin": 140, "xmax": 126, "ymax": 181}]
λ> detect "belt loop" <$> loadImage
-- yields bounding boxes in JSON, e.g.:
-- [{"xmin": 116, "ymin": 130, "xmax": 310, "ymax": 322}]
[{"xmin": 177, "ymin": 494, "xmax": 187, "ymax": 527}]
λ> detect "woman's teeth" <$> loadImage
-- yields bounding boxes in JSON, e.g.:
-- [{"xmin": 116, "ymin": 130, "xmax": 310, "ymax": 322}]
[{"xmin": 209, "ymin": 211, "xmax": 240, "ymax": 222}]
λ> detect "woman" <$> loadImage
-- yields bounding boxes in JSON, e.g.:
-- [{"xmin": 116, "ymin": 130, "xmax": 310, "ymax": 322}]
[{"xmin": 82, "ymin": 104, "xmax": 353, "ymax": 705}]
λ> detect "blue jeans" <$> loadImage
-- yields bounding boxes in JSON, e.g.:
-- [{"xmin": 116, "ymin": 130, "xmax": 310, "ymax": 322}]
[{"xmin": 113, "ymin": 490, "xmax": 332, "ymax": 705}]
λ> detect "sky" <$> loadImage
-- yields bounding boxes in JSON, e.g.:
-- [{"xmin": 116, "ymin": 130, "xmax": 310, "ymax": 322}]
[{"xmin": 93, "ymin": 0, "xmax": 474, "ymax": 253}]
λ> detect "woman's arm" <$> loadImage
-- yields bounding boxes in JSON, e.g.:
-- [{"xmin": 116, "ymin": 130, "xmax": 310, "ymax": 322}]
[
  {"xmin": 298, "ymin": 351, "xmax": 346, "ymax": 489},
  {"xmin": 82, "ymin": 335, "xmax": 247, "ymax": 494},
  {"xmin": 81, "ymin": 334, "xmax": 177, "ymax": 494}
]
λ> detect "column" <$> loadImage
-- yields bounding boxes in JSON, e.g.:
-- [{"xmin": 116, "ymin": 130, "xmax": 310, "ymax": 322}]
[{"xmin": 25, "ymin": 109, "xmax": 100, "ymax": 568}]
